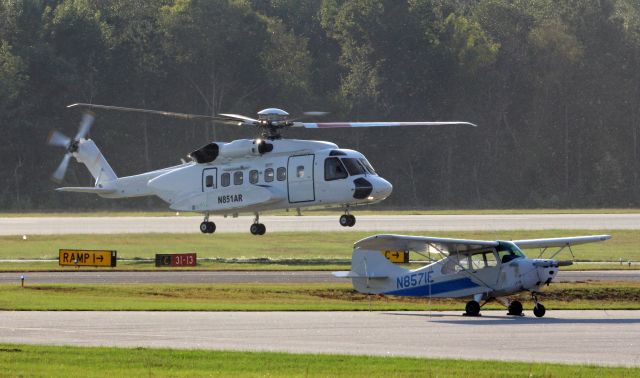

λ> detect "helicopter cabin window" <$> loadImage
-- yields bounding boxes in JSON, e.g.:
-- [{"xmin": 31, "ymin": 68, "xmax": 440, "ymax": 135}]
[
  {"xmin": 277, "ymin": 167, "xmax": 286, "ymax": 181},
  {"xmin": 296, "ymin": 166, "xmax": 305, "ymax": 178},
  {"xmin": 265, "ymin": 168, "xmax": 274, "ymax": 182},
  {"xmin": 205, "ymin": 175, "xmax": 214, "ymax": 188},
  {"xmin": 341, "ymin": 158, "xmax": 366, "ymax": 176},
  {"xmin": 249, "ymin": 170, "xmax": 259, "ymax": 184},
  {"xmin": 221, "ymin": 173, "xmax": 230, "ymax": 187},
  {"xmin": 234, "ymin": 171, "xmax": 243, "ymax": 185},
  {"xmin": 324, "ymin": 157, "xmax": 348, "ymax": 181}
]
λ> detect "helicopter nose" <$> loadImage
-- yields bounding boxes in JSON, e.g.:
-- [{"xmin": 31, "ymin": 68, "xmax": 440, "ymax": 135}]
[{"xmin": 367, "ymin": 176, "xmax": 393, "ymax": 201}]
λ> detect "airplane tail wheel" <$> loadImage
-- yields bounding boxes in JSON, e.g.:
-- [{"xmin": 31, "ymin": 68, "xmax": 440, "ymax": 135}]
[
  {"xmin": 347, "ymin": 215, "xmax": 356, "ymax": 227},
  {"xmin": 507, "ymin": 300, "xmax": 523, "ymax": 316},
  {"xmin": 464, "ymin": 300, "xmax": 481, "ymax": 316},
  {"xmin": 533, "ymin": 303, "xmax": 546, "ymax": 318},
  {"xmin": 200, "ymin": 222, "xmax": 209, "ymax": 233},
  {"xmin": 258, "ymin": 223, "xmax": 266, "ymax": 235},
  {"xmin": 339, "ymin": 215, "xmax": 350, "ymax": 227}
]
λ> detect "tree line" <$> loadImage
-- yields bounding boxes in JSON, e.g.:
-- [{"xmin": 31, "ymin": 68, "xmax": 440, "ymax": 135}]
[{"xmin": 1, "ymin": 0, "xmax": 639, "ymax": 211}]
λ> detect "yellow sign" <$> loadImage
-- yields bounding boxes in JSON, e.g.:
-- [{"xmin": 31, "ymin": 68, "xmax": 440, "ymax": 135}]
[
  {"xmin": 59, "ymin": 249, "xmax": 117, "ymax": 267},
  {"xmin": 383, "ymin": 250, "xmax": 409, "ymax": 264}
]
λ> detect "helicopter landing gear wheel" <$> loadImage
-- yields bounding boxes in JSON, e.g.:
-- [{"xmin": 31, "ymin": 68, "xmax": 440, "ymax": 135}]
[
  {"xmin": 531, "ymin": 292, "xmax": 546, "ymax": 317},
  {"xmin": 507, "ymin": 300, "xmax": 523, "ymax": 316},
  {"xmin": 250, "ymin": 213, "xmax": 266, "ymax": 235},
  {"xmin": 339, "ymin": 214, "xmax": 356, "ymax": 227},
  {"xmin": 464, "ymin": 300, "xmax": 481, "ymax": 317},
  {"xmin": 200, "ymin": 221, "xmax": 215, "ymax": 234},
  {"xmin": 533, "ymin": 303, "xmax": 546, "ymax": 317}
]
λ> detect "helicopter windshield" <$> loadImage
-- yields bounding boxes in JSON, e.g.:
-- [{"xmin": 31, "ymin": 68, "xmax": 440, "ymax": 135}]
[
  {"xmin": 496, "ymin": 241, "xmax": 526, "ymax": 263},
  {"xmin": 341, "ymin": 158, "xmax": 366, "ymax": 175}
]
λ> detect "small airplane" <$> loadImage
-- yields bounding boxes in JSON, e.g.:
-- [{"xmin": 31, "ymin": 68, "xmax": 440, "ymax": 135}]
[
  {"xmin": 48, "ymin": 104, "xmax": 475, "ymax": 235},
  {"xmin": 334, "ymin": 233, "xmax": 611, "ymax": 317}
]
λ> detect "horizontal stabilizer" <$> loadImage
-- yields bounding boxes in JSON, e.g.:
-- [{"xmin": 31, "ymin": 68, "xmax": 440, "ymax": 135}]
[
  {"xmin": 56, "ymin": 187, "xmax": 116, "ymax": 194},
  {"xmin": 332, "ymin": 271, "xmax": 388, "ymax": 279}
]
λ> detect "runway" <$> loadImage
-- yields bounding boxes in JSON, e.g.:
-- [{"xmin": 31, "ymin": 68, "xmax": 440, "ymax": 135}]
[
  {"xmin": 0, "ymin": 270, "xmax": 637, "ymax": 284},
  {"xmin": 1, "ymin": 213, "xmax": 639, "ymax": 235},
  {"xmin": 1, "ymin": 310, "xmax": 638, "ymax": 366}
]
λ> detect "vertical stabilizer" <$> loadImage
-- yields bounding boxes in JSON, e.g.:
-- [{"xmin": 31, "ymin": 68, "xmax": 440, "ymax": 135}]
[{"xmin": 73, "ymin": 139, "xmax": 117, "ymax": 185}]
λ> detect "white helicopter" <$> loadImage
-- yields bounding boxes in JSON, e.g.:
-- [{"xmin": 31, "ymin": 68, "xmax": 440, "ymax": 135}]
[
  {"xmin": 48, "ymin": 104, "xmax": 475, "ymax": 235},
  {"xmin": 334, "ymin": 233, "xmax": 611, "ymax": 317}
]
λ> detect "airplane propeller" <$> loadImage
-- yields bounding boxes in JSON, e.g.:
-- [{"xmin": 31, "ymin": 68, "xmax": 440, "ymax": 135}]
[{"xmin": 47, "ymin": 112, "xmax": 95, "ymax": 182}]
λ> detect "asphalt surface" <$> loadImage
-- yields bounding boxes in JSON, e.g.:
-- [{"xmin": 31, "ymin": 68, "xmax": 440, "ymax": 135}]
[
  {"xmin": 0, "ymin": 270, "xmax": 637, "ymax": 284},
  {"xmin": 1, "ymin": 310, "xmax": 638, "ymax": 366},
  {"xmin": 2, "ymin": 213, "xmax": 640, "ymax": 235}
]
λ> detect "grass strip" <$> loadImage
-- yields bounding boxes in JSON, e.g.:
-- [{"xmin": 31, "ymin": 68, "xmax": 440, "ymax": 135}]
[
  {"xmin": 0, "ymin": 343, "xmax": 637, "ymax": 377},
  {"xmin": 1, "ymin": 282, "xmax": 638, "ymax": 311},
  {"xmin": 1, "ymin": 229, "xmax": 638, "ymax": 262}
]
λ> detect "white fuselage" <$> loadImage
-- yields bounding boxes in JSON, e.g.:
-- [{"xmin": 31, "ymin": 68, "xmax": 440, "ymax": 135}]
[{"xmin": 96, "ymin": 138, "xmax": 392, "ymax": 215}]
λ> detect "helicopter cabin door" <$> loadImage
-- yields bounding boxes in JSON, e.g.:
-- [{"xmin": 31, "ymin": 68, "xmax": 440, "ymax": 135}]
[{"xmin": 287, "ymin": 154, "xmax": 315, "ymax": 203}]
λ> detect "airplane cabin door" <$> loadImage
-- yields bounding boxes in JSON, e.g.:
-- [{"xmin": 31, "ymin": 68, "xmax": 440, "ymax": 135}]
[{"xmin": 287, "ymin": 155, "xmax": 315, "ymax": 203}]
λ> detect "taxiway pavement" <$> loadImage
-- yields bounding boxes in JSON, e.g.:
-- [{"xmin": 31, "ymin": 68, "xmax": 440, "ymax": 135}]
[
  {"xmin": 0, "ymin": 270, "xmax": 636, "ymax": 284},
  {"xmin": 1, "ymin": 213, "xmax": 639, "ymax": 235},
  {"xmin": 1, "ymin": 310, "xmax": 638, "ymax": 366}
]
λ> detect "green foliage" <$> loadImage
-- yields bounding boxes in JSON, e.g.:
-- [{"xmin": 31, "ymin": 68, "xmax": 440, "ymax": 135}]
[{"xmin": 3, "ymin": 0, "xmax": 640, "ymax": 210}]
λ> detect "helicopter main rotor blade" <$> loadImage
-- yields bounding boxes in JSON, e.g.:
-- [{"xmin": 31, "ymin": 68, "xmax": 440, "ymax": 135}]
[
  {"xmin": 293, "ymin": 121, "xmax": 477, "ymax": 128},
  {"xmin": 217, "ymin": 113, "xmax": 260, "ymax": 125},
  {"xmin": 67, "ymin": 103, "xmax": 244, "ymax": 126}
]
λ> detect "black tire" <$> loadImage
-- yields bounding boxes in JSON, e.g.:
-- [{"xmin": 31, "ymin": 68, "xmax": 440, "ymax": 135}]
[
  {"xmin": 533, "ymin": 303, "xmax": 546, "ymax": 318},
  {"xmin": 199, "ymin": 222, "xmax": 209, "ymax": 233},
  {"xmin": 465, "ymin": 300, "xmax": 481, "ymax": 316},
  {"xmin": 257, "ymin": 223, "xmax": 266, "ymax": 235},
  {"xmin": 508, "ymin": 300, "xmax": 523, "ymax": 315},
  {"xmin": 207, "ymin": 222, "xmax": 216, "ymax": 234},
  {"xmin": 250, "ymin": 223, "xmax": 260, "ymax": 235},
  {"xmin": 347, "ymin": 215, "xmax": 356, "ymax": 227},
  {"xmin": 339, "ymin": 215, "xmax": 350, "ymax": 227}
]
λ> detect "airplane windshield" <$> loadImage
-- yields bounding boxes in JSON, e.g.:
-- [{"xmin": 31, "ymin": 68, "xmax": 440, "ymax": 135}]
[{"xmin": 497, "ymin": 241, "xmax": 526, "ymax": 263}]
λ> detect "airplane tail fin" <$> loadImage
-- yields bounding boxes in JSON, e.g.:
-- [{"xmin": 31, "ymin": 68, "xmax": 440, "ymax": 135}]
[{"xmin": 333, "ymin": 248, "xmax": 408, "ymax": 294}]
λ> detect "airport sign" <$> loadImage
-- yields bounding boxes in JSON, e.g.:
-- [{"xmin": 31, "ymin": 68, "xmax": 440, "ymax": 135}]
[{"xmin": 59, "ymin": 249, "xmax": 117, "ymax": 267}]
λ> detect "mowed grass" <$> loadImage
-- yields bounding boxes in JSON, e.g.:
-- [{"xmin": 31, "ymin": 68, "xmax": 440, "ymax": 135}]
[
  {"xmin": 1, "ymin": 344, "xmax": 636, "ymax": 377},
  {"xmin": 1, "ymin": 229, "xmax": 637, "ymax": 262},
  {"xmin": 1, "ymin": 282, "xmax": 639, "ymax": 311}
]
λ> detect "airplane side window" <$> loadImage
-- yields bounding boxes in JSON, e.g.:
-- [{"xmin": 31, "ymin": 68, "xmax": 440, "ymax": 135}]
[
  {"xmin": 234, "ymin": 171, "xmax": 243, "ymax": 185},
  {"xmin": 471, "ymin": 253, "xmax": 486, "ymax": 270},
  {"xmin": 205, "ymin": 175, "xmax": 214, "ymax": 188},
  {"xmin": 324, "ymin": 157, "xmax": 348, "ymax": 181},
  {"xmin": 277, "ymin": 167, "xmax": 286, "ymax": 181},
  {"xmin": 485, "ymin": 251, "xmax": 498, "ymax": 267},
  {"xmin": 297, "ymin": 165, "xmax": 305, "ymax": 178},
  {"xmin": 221, "ymin": 173, "xmax": 230, "ymax": 187},
  {"xmin": 249, "ymin": 170, "xmax": 259, "ymax": 184},
  {"xmin": 265, "ymin": 168, "xmax": 274, "ymax": 182}
]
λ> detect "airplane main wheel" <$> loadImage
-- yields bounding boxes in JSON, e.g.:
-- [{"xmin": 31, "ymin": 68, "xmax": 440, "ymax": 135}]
[
  {"xmin": 507, "ymin": 300, "xmax": 523, "ymax": 316},
  {"xmin": 533, "ymin": 303, "xmax": 546, "ymax": 318},
  {"xmin": 465, "ymin": 300, "xmax": 481, "ymax": 316},
  {"xmin": 347, "ymin": 215, "xmax": 356, "ymax": 227},
  {"xmin": 339, "ymin": 215, "xmax": 350, "ymax": 227}
]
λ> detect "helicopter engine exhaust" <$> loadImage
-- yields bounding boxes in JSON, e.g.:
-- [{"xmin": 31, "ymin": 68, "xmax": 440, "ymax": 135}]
[{"xmin": 190, "ymin": 139, "xmax": 273, "ymax": 164}]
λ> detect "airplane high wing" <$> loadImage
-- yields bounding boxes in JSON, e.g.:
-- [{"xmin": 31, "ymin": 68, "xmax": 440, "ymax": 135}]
[
  {"xmin": 513, "ymin": 235, "xmax": 611, "ymax": 249},
  {"xmin": 353, "ymin": 234, "xmax": 498, "ymax": 254}
]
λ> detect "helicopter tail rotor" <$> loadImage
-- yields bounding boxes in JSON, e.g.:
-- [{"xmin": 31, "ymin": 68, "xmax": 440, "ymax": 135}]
[{"xmin": 48, "ymin": 112, "xmax": 96, "ymax": 182}]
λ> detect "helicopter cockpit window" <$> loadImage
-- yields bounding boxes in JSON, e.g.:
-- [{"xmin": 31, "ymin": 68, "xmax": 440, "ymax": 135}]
[
  {"xmin": 325, "ymin": 157, "xmax": 348, "ymax": 181},
  {"xmin": 221, "ymin": 173, "xmax": 230, "ymax": 187},
  {"xmin": 277, "ymin": 167, "xmax": 286, "ymax": 181},
  {"xmin": 341, "ymin": 158, "xmax": 366, "ymax": 176},
  {"xmin": 359, "ymin": 158, "xmax": 377, "ymax": 175},
  {"xmin": 265, "ymin": 168, "xmax": 274, "ymax": 182},
  {"xmin": 234, "ymin": 171, "xmax": 243, "ymax": 185},
  {"xmin": 249, "ymin": 170, "xmax": 259, "ymax": 184}
]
